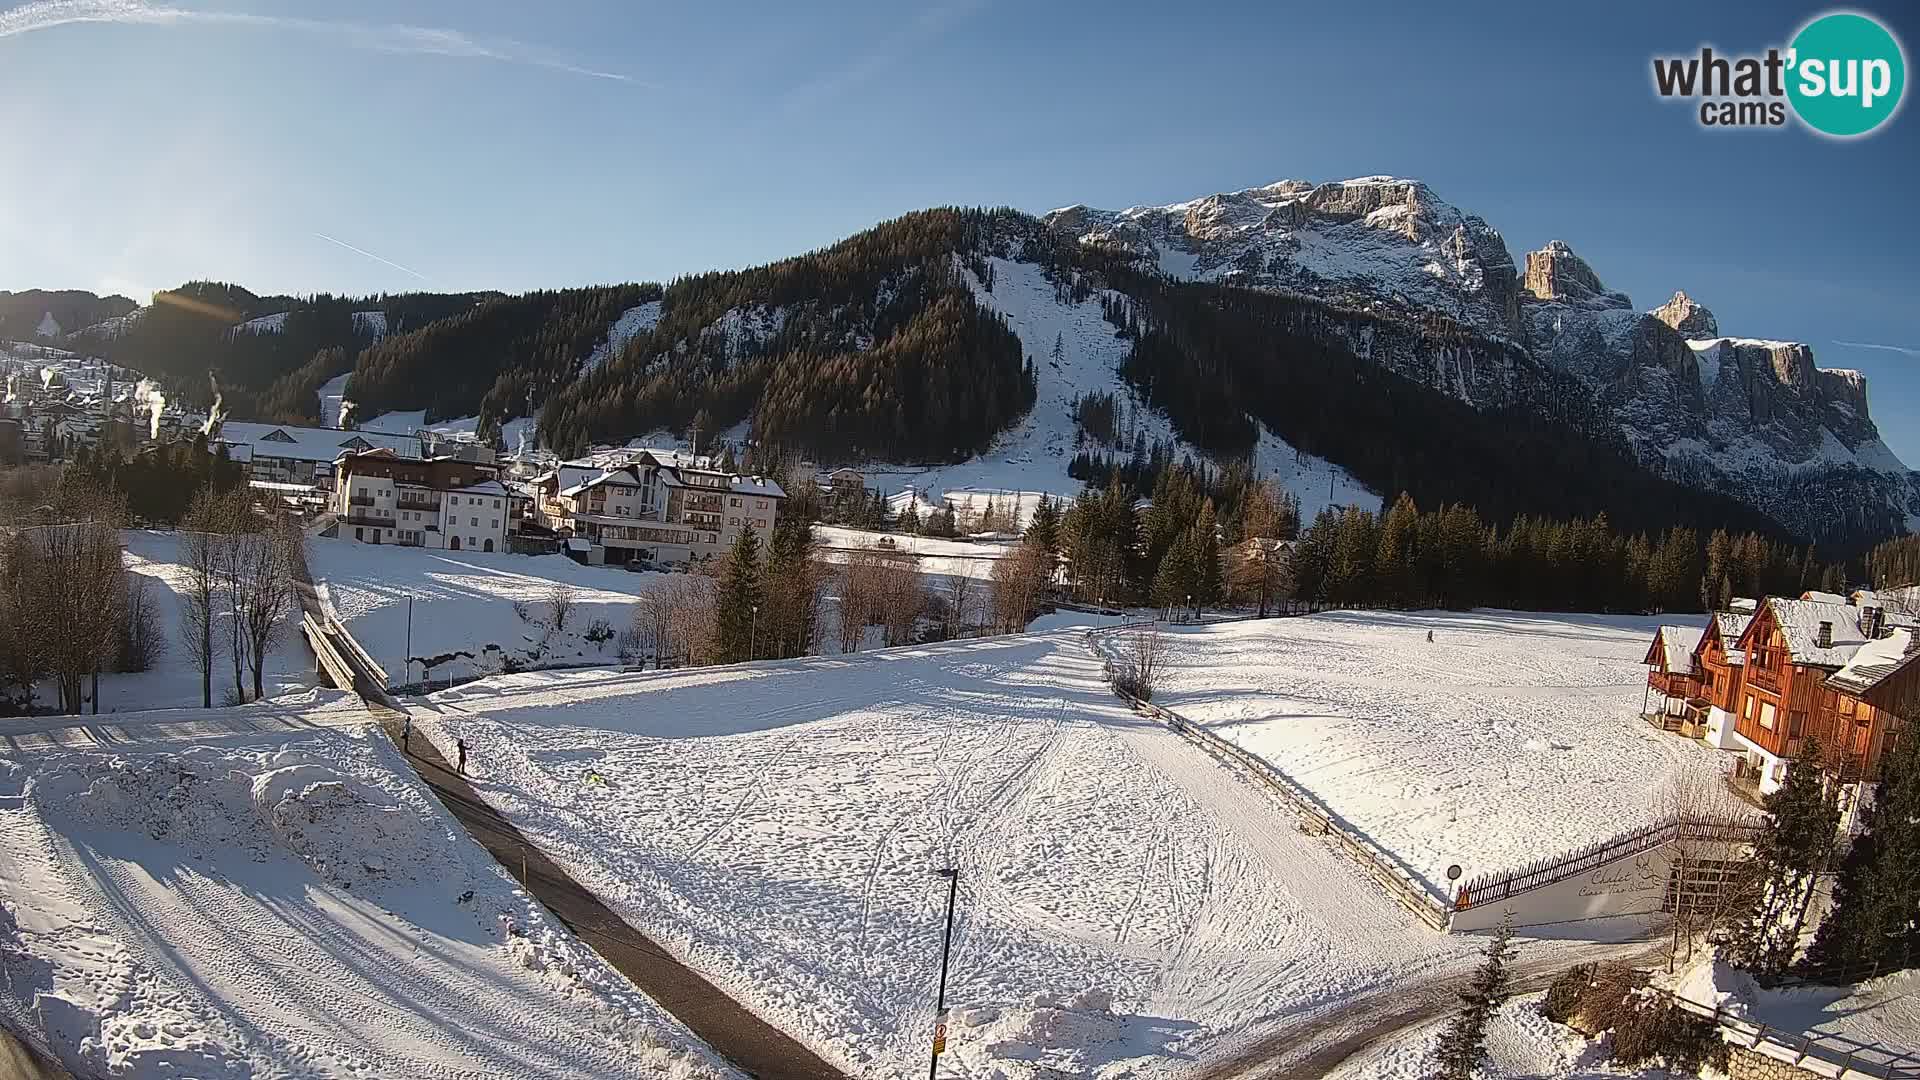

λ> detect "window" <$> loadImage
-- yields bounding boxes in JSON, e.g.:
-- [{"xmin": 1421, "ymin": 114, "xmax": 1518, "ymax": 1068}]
[
  {"xmin": 490, "ymin": 519, "xmax": 499, "ymax": 529},
  {"xmin": 470, "ymin": 517, "xmax": 479, "ymax": 527},
  {"xmin": 1788, "ymin": 711, "xmax": 1806, "ymax": 736},
  {"xmin": 493, "ymin": 499, "xmax": 501, "ymax": 509},
  {"xmin": 756, "ymin": 499, "xmax": 767, "ymax": 509},
  {"xmin": 1760, "ymin": 702, "xmax": 1777, "ymax": 730},
  {"xmin": 730, "ymin": 497, "xmax": 741, "ymax": 507},
  {"xmin": 728, "ymin": 516, "xmax": 739, "ymax": 527}
]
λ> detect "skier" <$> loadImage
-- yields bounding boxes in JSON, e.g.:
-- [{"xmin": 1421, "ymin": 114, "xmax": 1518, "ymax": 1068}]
[
  {"xmin": 1426, "ymin": 630, "xmax": 1434, "ymax": 643},
  {"xmin": 401, "ymin": 714, "xmax": 412, "ymax": 754},
  {"xmin": 456, "ymin": 737, "xmax": 468, "ymax": 776}
]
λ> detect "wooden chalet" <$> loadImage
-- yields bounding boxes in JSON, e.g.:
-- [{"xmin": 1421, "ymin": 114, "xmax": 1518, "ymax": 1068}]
[
  {"xmin": 1643, "ymin": 624, "xmax": 1706, "ymax": 732},
  {"xmin": 1690, "ymin": 611, "xmax": 1752, "ymax": 750},
  {"xmin": 1727, "ymin": 597, "xmax": 1913, "ymax": 800}
]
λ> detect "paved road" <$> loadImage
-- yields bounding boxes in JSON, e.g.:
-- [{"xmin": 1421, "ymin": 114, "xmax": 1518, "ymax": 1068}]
[
  {"xmin": 1191, "ymin": 941, "xmax": 1664, "ymax": 1080},
  {"xmin": 378, "ymin": 714, "xmax": 849, "ymax": 1080}
]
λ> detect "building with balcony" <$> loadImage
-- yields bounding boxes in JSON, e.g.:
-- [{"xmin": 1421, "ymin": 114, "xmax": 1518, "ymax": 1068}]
[
  {"xmin": 216, "ymin": 422, "xmax": 423, "ymax": 489},
  {"xmin": 331, "ymin": 448, "xmax": 512, "ymax": 553},
  {"xmin": 531, "ymin": 448, "xmax": 785, "ymax": 566},
  {"xmin": 1726, "ymin": 596, "xmax": 1916, "ymax": 804}
]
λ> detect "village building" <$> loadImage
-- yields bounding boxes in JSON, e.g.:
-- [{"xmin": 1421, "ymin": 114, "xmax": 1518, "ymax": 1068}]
[
  {"xmin": 217, "ymin": 422, "xmax": 423, "ymax": 489},
  {"xmin": 330, "ymin": 447, "xmax": 513, "ymax": 552},
  {"xmin": 529, "ymin": 449, "xmax": 785, "ymax": 567},
  {"xmin": 1725, "ymin": 596, "xmax": 1913, "ymax": 806},
  {"xmin": 1692, "ymin": 610, "xmax": 1753, "ymax": 750},
  {"xmin": 1643, "ymin": 624, "xmax": 1706, "ymax": 732}
]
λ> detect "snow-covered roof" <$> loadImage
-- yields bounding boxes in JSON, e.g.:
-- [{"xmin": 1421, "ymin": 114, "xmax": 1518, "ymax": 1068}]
[
  {"xmin": 449, "ymin": 480, "xmax": 509, "ymax": 497},
  {"xmin": 1729, "ymin": 597, "xmax": 1758, "ymax": 612},
  {"xmin": 1650, "ymin": 625, "xmax": 1704, "ymax": 673},
  {"xmin": 730, "ymin": 476, "xmax": 785, "ymax": 498},
  {"xmin": 1757, "ymin": 598, "xmax": 1872, "ymax": 668},
  {"xmin": 1802, "ymin": 590, "xmax": 1848, "ymax": 605},
  {"xmin": 1853, "ymin": 585, "xmax": 1920, "ymax": 618},
  {"xmin": 1826, "ymin": 629, "xmax": 1918, "ymax": 697},
  {"xmin": 1712, "ymin": 612, "xmax": 1752, "ymax": 665},
  {"xmin": 218, "ymin": 422, "xmax": 420, "ymax": 464}
]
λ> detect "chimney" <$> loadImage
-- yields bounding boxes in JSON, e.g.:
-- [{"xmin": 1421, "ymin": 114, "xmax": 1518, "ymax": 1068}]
[
  {"xmin": 1861, "ymin": 607, "xmax": 1885, "ymax": 640},
  {"xmin": 1816, "ymin": 621, "xmax": 1834, "ymax": 649}
]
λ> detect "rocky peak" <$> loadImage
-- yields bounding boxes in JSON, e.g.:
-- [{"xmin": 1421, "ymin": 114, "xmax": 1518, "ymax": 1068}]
[
  {"xmin": 1522, "ymin": 241, "xmax": 1628, "ymax": 309},
  {"xmin": 1650, "ymin": 291, "xmax": 1719, "ymax": 339}
]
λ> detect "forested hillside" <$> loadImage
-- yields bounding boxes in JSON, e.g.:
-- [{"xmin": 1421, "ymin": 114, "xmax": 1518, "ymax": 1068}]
[
  {"xmin": 536, "ymin": 208, "xmax": 1045, "ymax": 460},
  {"xmin": 0, "ymin": 289, "xmax": 135, "ymax": 340}
]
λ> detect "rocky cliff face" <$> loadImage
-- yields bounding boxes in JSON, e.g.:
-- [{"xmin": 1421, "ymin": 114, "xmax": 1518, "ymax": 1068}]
[
  {"xmin": 1045, "ymin": 176, "xmax": 1524, "ymax": 342},
  {"xmin": 1048, "ymin": 177, "xmax": 1918, "ymax": 546}
]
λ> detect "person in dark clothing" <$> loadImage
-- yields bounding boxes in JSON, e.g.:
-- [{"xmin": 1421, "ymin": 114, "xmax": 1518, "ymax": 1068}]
[
  {"xmin": 401, "ymin": 715, "xmax": 412, "ymax": 754},
  {"xmin": 456, "ymin": 738, "xmax": 468, "ymax": 776},
  {"xmin": 1426, "ymin": 630, "xmax": 1434, "ymax": 643}
]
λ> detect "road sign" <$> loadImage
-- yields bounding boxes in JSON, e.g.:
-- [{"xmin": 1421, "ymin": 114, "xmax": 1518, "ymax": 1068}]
[
  {"xmin": 931, "ymin": 1017, "xmax": 947, "ymax": 1056},
  {"xmin": 1446, "ymin": 864, "xmax": 1463, "ymax": 882}
]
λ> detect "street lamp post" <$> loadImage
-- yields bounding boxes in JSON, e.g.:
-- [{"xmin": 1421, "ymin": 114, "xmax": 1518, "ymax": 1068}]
[
  {"xmin": 929, "ymin": 867, "xmax": 959, "ymax": 1080},
  {"xmin": 750, "ymin": 603, "xmax": 759, "ymax": 661}
]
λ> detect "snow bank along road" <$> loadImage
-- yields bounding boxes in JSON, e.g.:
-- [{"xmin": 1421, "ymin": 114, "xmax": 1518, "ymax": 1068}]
[
  {"xmin": 1152, "ymin": 610, "xmax": 1732, "ymax": 894},
  {"xmin": 0, "ymin": 704, "xmax": 736, "ymax": 1079},
  {"xmin": 399, "ymin": 628, "xmax": 1634, "ymax": 1080}
]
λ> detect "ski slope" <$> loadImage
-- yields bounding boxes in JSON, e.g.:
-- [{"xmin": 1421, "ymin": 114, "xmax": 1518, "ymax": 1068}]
[
  {"xmin": 403, "ymin": 630, "xmax": 1487, "ymax": 1079},
  {"xmin": 1150, "ymin": 610, "xmax": 1743, "ymax": 894},
  {"xmin": 0, "ymin": 716, "xmax": 733, "ymax": 1080},
  {"xmin": 857, "ymin": 257, "xmax": 1378, "ymax": 523}
]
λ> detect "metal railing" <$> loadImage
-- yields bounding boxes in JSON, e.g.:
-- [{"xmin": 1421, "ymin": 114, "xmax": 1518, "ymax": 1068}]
[{"xmin": 1653, "ymin": 985, "xmax": 1917, "ymax": 1079}]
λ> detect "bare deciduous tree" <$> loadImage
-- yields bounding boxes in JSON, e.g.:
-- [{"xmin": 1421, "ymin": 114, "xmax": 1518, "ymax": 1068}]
[
  {"xmin": 547, "ymin": 582, "xmax": 577, "ymax": 631},
  {"xmin": 1655, "ymin": 760, "xmax": 1760, "ymax": 971},
  {"xmin": 941, "ymin": 571, "xmax": 976, "ymax": 639},
  {"xmin": 1110, "ymin": 624, "xmax": 1165, "ymax": 701},
  {"xmin": 115, "ymin": 572, "xmax": 166, "ymax": 674},
  {"xmin": 1226, "ymin": 539, "xmax": 1295, "ymax": 616},
  {"xmin": 989, "ymin": 542, "xmax": 1054, "ymax": 633},
  {"xmin": 629, "ymin": 574, "xmax": 715, "ymax": 668},
  {"xmin": 180, "ymin": 486, "xmax": 227, "ymax": 709}
]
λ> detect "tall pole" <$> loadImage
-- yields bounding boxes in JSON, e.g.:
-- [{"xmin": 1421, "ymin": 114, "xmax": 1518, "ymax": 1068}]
[
  {"xmin": 750, "ymin": 603, "xmax": 759, "ymax": 661},
  {"xmin": 929, "ymin": 867, "xmax": 959, "ymax": 1080},
  {"xmin": 405, "ymin": 594, "xmax": 413, "ymax": 685}
]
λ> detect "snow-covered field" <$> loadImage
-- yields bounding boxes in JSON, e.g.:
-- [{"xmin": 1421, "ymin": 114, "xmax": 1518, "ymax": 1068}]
[
  {"xmin": 403, "ymin": 630, "xmax": 1490, "ymax": 1079},
  {"xmin": 0, "ymin": 714, "xmax": 731, "ymax": 1079},
  {"xmin": 61, "ymin": 531, "xmax": 318, "ymax": 713},
  {"xmin": 1150, "ymin": 610, "xmax": 1738, "ymax": 894},
  {"xmin": 814, "ymin": 524, "xmax": 1019, "ymax": 582},
  {"xmin": 308, "ymin": 538, "xmax": 665, "ymax": 683}
]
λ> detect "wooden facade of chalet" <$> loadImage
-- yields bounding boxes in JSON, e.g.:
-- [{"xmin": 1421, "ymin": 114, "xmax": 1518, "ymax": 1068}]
[
  {"xmin": 1691, "ymin": 616, "xmax": 1746, "ymax": 716},
  {"xmin": 1732, "ymin": 600, "xmax": 1909, "ymax": 782},
  {"xmin": 1643, "ymin": 628, "xmax": 1702, "ymax": 704}
]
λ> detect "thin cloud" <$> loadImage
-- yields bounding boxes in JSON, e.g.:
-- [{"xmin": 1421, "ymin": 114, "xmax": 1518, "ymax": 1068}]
[
  {"xmin": 0, "ymin": 0, "xmax": 631, "ymax": 82},
  {"xmin": 1833, "ymin": 340, "xmax": 1920, "ymax": 358},
  {"xmin": 782, "ymin": 0, "xmax": 987, "ymax": 112},
  {"xmin": 313, "ymin": 232, "xmax": 431, "ymax": 283}
]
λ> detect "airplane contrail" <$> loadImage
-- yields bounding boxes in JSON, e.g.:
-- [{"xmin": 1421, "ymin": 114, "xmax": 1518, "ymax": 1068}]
[
  {"xmin": 1833, "ymin": 340, "xmax": 1920, "ymax": 358},
  {"xmin": 0, "ymin": 0, "xmax": 631, "ymax": 82},
  {"xmin": 313, "ymin": 232, "xmax": 432, "ymax": 283}
]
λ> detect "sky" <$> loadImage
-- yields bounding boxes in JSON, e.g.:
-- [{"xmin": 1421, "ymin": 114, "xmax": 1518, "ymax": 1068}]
[{"xmin": 1, "ymin": 0, "xmax": 1916, "ymax": 462}]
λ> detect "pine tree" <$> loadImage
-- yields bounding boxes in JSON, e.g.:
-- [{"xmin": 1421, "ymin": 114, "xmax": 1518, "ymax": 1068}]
[
  {"xmin": 1726, "ymin": 738, "xmax": 1842, "ymax": 975},
  {"xmin": 761, "ymin": 516, "xmax": 821, "ymax": 660},
  {"xmin": 1804, "ymin": 723, "xmax": 1920, "ymax": 979},
  {"xmin": 1193, "ymin": 500, "xmax": 1221, "ymax": 615},
  {"xmin": 1024, "ymin": 495, "xmax": 1060, "ymax": 554},
  {"xmin": 713, "ymin": 528, "xmax": 763, "ymax": 663},
  {"xmin": 1153, "ymin": 530, "xmax": 1197, "ymax": 614},
  {"xmin": 1433, "ymin": 915, "xmax": 1513, "ymax": 1080},
  {"xmin": 1378, "ymin": 492, "xmax": 1419, "ymax": 609},
  {"xmin": 900, "ymin": 503, "xmax": 922, "ymax": 534}
]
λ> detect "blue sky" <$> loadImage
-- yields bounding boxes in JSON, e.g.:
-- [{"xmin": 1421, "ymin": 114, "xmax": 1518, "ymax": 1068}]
[{"xmin": 2, "ymin": 0, "xmax": 1916, "ymax": 462}]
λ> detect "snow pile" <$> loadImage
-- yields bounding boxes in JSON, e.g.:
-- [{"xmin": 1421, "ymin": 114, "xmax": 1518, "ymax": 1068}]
[
  {"xmin": 0, "ymin": 728, "xmax": 737, "ymax": 1079},
  {"xmin": 1151, "ymin": 610, "xmax": 1740, "ymax": 890},
  {"xmin": 583, "ymin": 300, "xmax": 663, "ymax": 373},
  {"xmin": 947, "ymin": 989, "xmax": 1163, "ymax": 1078}
]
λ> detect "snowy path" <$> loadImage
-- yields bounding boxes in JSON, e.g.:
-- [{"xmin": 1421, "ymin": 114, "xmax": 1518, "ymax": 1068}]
[
  {"xmin": 401, "ymin": 631, "xmax": 1493, "ymax": 1079},
  {"xmin": 0, "ymin": 725, "xmax": 735, "ymax": 1079}
]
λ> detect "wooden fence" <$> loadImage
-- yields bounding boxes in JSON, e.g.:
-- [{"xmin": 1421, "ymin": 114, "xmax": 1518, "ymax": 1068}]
[
  {"xmin": 1085, "ymin": 623, "xmax": 1455, "ymax": 931},
  {"xmin": 1653, "ymin": 985, "xmax": 1918, "ymax": 1079},
  {"xmin": 1453, "ymin": 815, "xmax": 1766, "ymax": 910}
]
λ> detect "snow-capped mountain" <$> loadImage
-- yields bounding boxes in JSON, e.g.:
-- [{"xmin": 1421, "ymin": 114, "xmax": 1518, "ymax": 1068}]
[{"xmin": 1050, "ymin": 177, "xmax": 1918, "ymax": 543}]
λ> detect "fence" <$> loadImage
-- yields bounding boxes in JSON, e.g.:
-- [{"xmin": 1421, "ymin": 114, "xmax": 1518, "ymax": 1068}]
[
  {"xmin": 1651, "ymin": 985, "xmax": 1918, "ymax": 1079},
  {"xmin": 1085, "ymin": 622, "xmax": 1455, "ymax": 931},
  {"xmin": 1453, "ymin": 816, "xmax": 1766, "ymax": 910}
]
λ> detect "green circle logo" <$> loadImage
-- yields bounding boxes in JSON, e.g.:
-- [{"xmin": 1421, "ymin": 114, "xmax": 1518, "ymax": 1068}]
[{"xmin": 1787, "ymin": 12, "xmax": 1906, "ymax": 137}]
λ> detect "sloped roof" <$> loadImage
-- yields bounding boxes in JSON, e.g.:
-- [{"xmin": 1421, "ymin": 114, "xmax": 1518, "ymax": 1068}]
[
  {"xmin": 1649, "ymin": 625, "xmax": 1704, "ymax": 673},
  {"xmin": 1713, "ymin": 612, "xmax": 1752, "ymax": 665},
  {"xmin": 218, "ymin": 422, "xmax": 420, "ymax": 464},
  {"xmin": 1826, "ymin": 629, "xmax": 1919, "ymax": 697},
  {"xmin": 1802, "ymin": 590, "xmax": 1848, "ymax": 604},
  {"xmin": 1853, "ymin": 585, "xmax": 1920, "ymax": 619},
  {"xmin": 1758, "ymin": 597, "xmax": 1871, "ymax": 667}
]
